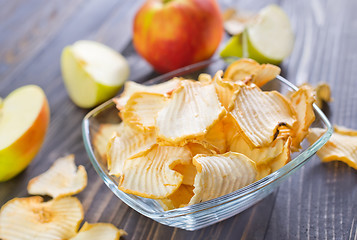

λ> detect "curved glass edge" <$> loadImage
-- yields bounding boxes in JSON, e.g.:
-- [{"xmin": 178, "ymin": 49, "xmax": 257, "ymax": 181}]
[{"xmin": 82, "ymin": 57, "xmax": 333, "ymax": 221}]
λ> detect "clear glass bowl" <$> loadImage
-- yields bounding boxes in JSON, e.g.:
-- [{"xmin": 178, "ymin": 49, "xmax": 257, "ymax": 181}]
[{"xmin": 82, "ymin": 57, "xmax": 332, "ymax": 231}]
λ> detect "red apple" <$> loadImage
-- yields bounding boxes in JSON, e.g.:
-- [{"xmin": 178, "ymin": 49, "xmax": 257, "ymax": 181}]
[
  {"xmin": 0, "ymin": 85, "xmax": 50, "ymax": 181},
  {"xmin": 133, "ymin": 0, "xmax": 223, "ymax": 73}
]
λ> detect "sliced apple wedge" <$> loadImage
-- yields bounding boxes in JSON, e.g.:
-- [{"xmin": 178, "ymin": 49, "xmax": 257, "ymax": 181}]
[
  {"xmin": 61, "ymin": 40, "xmax": 130, "ymax": 108},
  {"xmin": 0, "ymin": 85, "xmax": 50, "ymax": 181},
  {"xmin": 220, "ymin": 34, "xmax": 243, "ymax": 58},
  {"xmin": 245, "ymin": 5, "xmax": 294, "ymax": 64}
]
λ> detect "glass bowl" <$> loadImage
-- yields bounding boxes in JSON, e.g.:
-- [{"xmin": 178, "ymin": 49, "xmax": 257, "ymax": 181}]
[{"xmin": 82, "ymin": 57, "xmax": 332, "ymax": 231}]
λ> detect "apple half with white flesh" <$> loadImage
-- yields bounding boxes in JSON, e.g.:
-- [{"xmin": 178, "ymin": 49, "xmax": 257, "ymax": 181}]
[
  {"xmin": 0, "ymin": 85, "xmax": 50, "ymax": 181},
  {"xmin": 61, "ymin": 40, "xmax": 130, "ymax": 108},
  {"xmin": 245, "ymin": 5, "xmax": 294, "ymax": 64}
]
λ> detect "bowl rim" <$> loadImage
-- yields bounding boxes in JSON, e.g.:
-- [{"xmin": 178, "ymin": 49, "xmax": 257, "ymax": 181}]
[{"xmin": 82, "ymin": 57, "xmax": 333, "ymax": 219}]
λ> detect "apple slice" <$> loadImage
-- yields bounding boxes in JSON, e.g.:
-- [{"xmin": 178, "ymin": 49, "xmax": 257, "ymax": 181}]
[
  {"xmin": 245, "ymin": 5, "xmax": 294, "ymax": 64},
  {"xmin": 61, "ymin": 40, "xmax": 130, "ymax": 108},
  {"xmin": 219, "ymin": 34, "xmax": 243, "ymax": 58},
  {"xmin": 220, "ymin": 5, "xmax": 294, "ymax": 65},
  {"xmin": 0, "ymin": 85, "xmax": 50, "ymax": 181}
]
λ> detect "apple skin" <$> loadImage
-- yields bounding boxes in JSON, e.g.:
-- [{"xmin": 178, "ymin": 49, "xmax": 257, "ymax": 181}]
[
  {"xmin": 0, "ymin": 94, "xmax": 50, "ymax": 182},
  {"xmin": 133, "ymin": 0, "xmax": 223, "ymax": 73},
  {"xmin": 219, "ymin": 34, "xmax": 243, "ymax": 59}
]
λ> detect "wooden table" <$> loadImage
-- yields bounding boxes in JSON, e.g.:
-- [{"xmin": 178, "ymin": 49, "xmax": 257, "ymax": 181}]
[{"xmin": 1, "ymin": 0, "xmax": 356, "ymax": 239}]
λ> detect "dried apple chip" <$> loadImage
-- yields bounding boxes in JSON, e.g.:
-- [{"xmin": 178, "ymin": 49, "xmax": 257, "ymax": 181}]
[
  {"xmin": 223, "ymin": 58, "xmax": 280, "ymax": 87},
  {"xmin": 198, "ymin": 73, "xmax": 212, "ymax": 83},
  {"xmin": 93, "ymin": 123, "xmax": 121, "ymax": 161},
  {"xmin": 121, "ymin": 92, "xmax": 168, "ymax": 131},
  {"xmin": 290, "ymin": 85, "xmax": 315, "ymax": 151},
  {"xmin": 199, "ymin": 119, "xmax": 227, "ymax": 153},
  {"xmin": 223, "ymin": 113, "xmax": 240, "ymax": 146},
  {"xmin": 223, "ymin": 9, "xmax": 256, "ymax": 35},
  {"xmin": 107, "ymin": 122, "xmax": 156, "ymax": 177},
  {"xmin": 315, "ymin": 82, "xmax": 332, "ymax": 108},
  {"xmin": 246, "ymin": 138, "xmax": 291, "ymax": 180},
  {"xmin": 224, "ymin": 58, "xmax": 260, "ymax": 82},
  {"xmin": 214, "ymin": 78, "xmax": 236, "ymax": 110},
  {"xmin": 275, "ymin": 125, "xmax": 294, "ymax": 140},
  {"xmin": 0, "ymin": 196, "xmax": 83, "ymax": 240},
  {"xmin": 229, "ymin": 84, "xmax": 296, "ymax": 147},
  {"xmin": 113, "ymin": 79, "xmax": 181, "ymax": 110},
  {"xmin": 307, "ymin": 127, "xmax": 357, "ymax": 169},
  {"xmin": 186, "ymin": 119, "xmax": 227, "ymax": 154},
  {"xmin": 156, "ymin": 80, "xmax": 226, "ymax": 144},
  {"xmin": 119, "ymin": 145, "xmax": 192, "ymax": 199},
  {"xmin": 255, "ymin": 164, "xmax": 272, "ymax": 180},
  {"xmin": 306, "ymin": 128, "xmax": 326, "ymax": 145},
  {"xmin": 213, "ymin": 70, "xmax": 242, "ymax": 109},
  {"xmin": 186, "ymin": 142, "xmax": 213, "ymax": 156},
  {"xmin": 253, "ymin": 64, "xmax": 281, "ymax": 87},
  {"xmin": 333, "ymin": 125, "xmax": 357, "ymax": 136},
  {"xmin": 188, "ymin": 152, "xmax": 257, "ymax": 205},
  {"xmin": 70, "ymin": 222, "xmax": 127, "ymax": 240},
  {"xmin": 269, "ymin": 137, "xmax": 292, "ymax": 172},
  {"xmin": 27, "ymin": 155, "xmax": 87, "ymax": 198},
  {"xmin": 173, "ymin": 162, "xmax": 197, "ymax": 186},
  {"xmin": 158, "ymin": 184, "xmax": 194, "ymax": 211},
  {"xmin": 222, "ymin": 8, "xmax": 236, "ymax": 21},
  {"xmin": 229, "ymin": 132, "xmax": 285, "ymax": 165}
]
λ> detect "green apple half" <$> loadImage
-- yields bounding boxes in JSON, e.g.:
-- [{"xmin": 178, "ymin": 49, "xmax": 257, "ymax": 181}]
[
  {"xmin": 61, "ymin": 40, "xmax": 130, "ymax": 108},
  {"xmin": 220, "ymin": 34, "xmax": 243, "ymax": 58},
  {"xmin": 220, "ymin": 4, "xmax": 294, "ymax": 65},
  {"xmin": 245, "ymin": 5, "xmax": 294, "ymax": 64},
  {"xmin": 0, "ymin": 85, "xmax": 50, "ymax": 181}
]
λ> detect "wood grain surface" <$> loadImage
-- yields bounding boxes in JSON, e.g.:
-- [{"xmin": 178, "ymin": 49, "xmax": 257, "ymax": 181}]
[{"xmin": 1, "ymin": 0, "xmax": 357, "ymax": 239}]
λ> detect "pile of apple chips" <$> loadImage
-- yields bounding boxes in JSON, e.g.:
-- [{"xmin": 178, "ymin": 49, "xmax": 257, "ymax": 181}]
[{"xmin": 107, "ymin": 58, "xmax": 316, "ymax": 210}]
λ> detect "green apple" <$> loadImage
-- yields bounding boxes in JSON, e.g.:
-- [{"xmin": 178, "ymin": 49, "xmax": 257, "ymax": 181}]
[
  {"xmin": 0, "ymin": 85, "xmax": 50, "ymax": 181},
  {"xmin": 220, "ymin": 4, "xmax": 294, "ymax": 65},
  {"xmin": 245, "ymin": 5, "xmax": 294, "ymax": 64},
  {"xmin": 219, "ymin": 34, "xmax": 243, "ymax": 58},
  {"xmin": 61, "ymin": 40, "xmax": 130, "ymax": 108}
]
